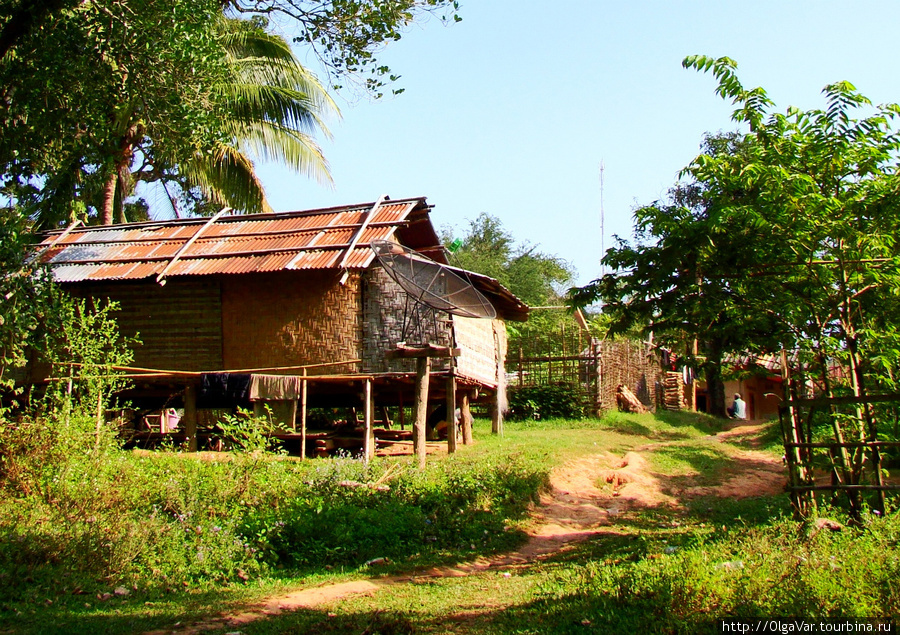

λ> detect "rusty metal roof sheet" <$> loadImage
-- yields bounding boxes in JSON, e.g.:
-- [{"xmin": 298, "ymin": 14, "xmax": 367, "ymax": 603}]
[
  {"xmin": 37, "ymin": 198, "xmax": 432, "ymax": 281},
  {"xmin": 36, "ymin": 196, "xmax": 530, "ymax": 321}
]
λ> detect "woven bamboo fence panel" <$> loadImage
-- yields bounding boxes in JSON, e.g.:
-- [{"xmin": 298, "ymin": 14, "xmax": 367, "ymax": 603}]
[{"xmin": 510, "ymin": 322, "xmax": 662, "ymax": 414}]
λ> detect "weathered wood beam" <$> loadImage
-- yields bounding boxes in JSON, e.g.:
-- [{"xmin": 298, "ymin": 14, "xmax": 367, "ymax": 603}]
[
  {"xmin": 387, "ymin": 345, "xmax": 461, "ymax": 359},
  {"xmin": 461, "ymin": 391, "xmax": 473, "ymax": 445},
  {"xmin": 184, "ymin": 383, "xmax": 198, "ymax": 452},
  {"xmin": 413, "ymin": 356, "xmax": 430, "ymax": 469}
]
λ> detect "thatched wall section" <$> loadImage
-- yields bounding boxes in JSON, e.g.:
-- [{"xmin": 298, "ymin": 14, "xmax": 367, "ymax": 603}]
[
  {"xmin": 221, "ymin": 271, "xmax": 361, "ymax": 373},
  {"xmin": 361, "ymin": 267, "xmax": 452, "ymax": 373},
  {"xmin": 65, "ymin": 279, "xmax": 224, "ymax": 372}
]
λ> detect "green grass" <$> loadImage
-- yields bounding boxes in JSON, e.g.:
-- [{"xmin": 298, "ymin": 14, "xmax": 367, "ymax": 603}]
[{"xmin": 2, "ymin": 411, "xmax": 898, "ymax": 633}]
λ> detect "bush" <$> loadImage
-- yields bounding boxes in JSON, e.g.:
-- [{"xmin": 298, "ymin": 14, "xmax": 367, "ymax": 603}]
[{"xmin": 507, "ymin": 383, "xmax": 584, "ymax": 420}]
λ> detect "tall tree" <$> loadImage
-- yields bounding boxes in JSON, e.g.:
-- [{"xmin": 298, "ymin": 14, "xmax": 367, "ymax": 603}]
[
  {"xmin": 130, "ymin": 17, "xmax": 339, "ymax": 219},
  {"xmin": 569, "ymin": 133, "xmax": 783, "ymax": 416},
  {"xmin": 0, "ymin": 0, "xmax": 231, "ymax": 227},
  {"xmin": 574, "ymin": 56, "xmax": 900, "ymax": 512},
  {"xmin": 0, "ymin": 3, "xmax": 338, "ymax": 226}
]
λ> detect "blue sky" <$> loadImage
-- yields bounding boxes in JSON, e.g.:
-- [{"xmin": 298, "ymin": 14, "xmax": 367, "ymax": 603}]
[{"xmin": 257, "ymin": 1, "xmax": 900, "ymax": 287}]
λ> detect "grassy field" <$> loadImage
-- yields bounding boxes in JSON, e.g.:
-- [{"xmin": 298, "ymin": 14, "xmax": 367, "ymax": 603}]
[{"xmin": 1, "ymin": 411, "xmax": 897, "ymax": 634}]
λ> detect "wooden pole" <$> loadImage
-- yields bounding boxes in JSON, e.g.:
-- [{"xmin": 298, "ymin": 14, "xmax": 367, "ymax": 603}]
[
  {"xmin": 461, "ymin": 391, "xmax": 473, "ymax": 445},
  {"xmin": 300, "ymin": 369, "xmax": 307, "ymax": 459},
  {"xmin": 413, "ymin": 356, "xmax": 431, "ymax": 469},
  {"xmin": 491, "ymin": 391, "xmax": 503, "ymax": 436},
  {"xmin": 184, "ymin": 383, "xmax": 198, "ymax": 452},
  {"xmin": 364, "ymin": 378, "xmax": 374, "ymax": 463},
  {"xmin": 447, "ymin": 374, "xmax": 457, "ymax": 453}
]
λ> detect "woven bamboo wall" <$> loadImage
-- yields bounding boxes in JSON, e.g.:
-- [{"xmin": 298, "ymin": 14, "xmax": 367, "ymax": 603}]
[
  {"xmin": 453, "ymin": 316, "xmax": 501, "ymax": 387},
  {"xmin": 65, "ymin": 279, "xmax": 224, "ymax": 372},
  {"xmin": 598, "ymin": 339, "xmax": 662, "ymax": 412},
  {"xmin": 361, "ymin": 267, "xmax": 453, "ymax": 373},
  {"xmin": 221, "ymin": 270, "xmax": 361, "ymax": 373}
]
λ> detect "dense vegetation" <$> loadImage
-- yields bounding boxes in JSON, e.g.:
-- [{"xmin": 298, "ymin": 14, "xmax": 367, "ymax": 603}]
[{"xmin": 2, "ymin": 411, "xmax": 897, "ymax": 633}]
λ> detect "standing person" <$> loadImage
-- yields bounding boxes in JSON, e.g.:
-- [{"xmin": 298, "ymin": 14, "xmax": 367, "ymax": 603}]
[{"xmin": 727, "ymin": 393, "xmax": 747, "ymax": 419}]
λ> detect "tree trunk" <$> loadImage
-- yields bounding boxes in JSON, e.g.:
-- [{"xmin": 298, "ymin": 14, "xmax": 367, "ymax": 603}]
[
  {"xmin": 704, "ymin": 338, "xmax": 727, "ymax": 418},
  {"xmin": 100, "ymin": 170, "xmax": 117, "ymax": 225}
]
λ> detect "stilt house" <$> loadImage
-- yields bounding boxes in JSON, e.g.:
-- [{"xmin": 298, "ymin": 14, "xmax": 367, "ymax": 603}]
[{"xmin": 34, "ymin": 196, "xmax": 528, "ymax": 454}]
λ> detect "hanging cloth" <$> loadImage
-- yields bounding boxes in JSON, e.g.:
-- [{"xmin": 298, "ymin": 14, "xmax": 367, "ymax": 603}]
[{"xmin": 249, "ymin": 374, "xmax": 302, "ymax": 401}]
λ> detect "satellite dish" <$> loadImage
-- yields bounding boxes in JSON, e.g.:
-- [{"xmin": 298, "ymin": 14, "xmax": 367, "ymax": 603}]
[{"xmin": 371, "ymin": 240, "xmax": 497, "ymax": 320}]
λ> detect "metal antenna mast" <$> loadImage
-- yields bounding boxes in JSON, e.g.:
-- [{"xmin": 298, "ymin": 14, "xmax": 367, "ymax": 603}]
[{"xmin": 599, "ymin": 160, "xmax": 605, "ymax": 277}]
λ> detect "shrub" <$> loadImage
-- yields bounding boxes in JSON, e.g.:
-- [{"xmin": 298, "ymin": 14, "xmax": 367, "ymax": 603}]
[{"xmin": 507, "ymin": 383, "xmax": 584, "ymax": 420}]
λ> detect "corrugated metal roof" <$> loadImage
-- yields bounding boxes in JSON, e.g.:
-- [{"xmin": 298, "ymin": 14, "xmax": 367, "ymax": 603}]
[
  {"xmin": 37, "ymin": 196, "xmax": 531, "ymax": 321},
  {"xmin": 37, "ymin": 198, "xmax": 430, "ymax": 281}
]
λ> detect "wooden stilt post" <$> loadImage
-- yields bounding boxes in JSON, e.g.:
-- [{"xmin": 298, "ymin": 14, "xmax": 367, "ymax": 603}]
[
  {"xmin": 398, "ymin": 391, "xmax": 405, "ymax": 430},
  {"xmin": 491, "ymin": 392, "xmax": 503, "ymax": 436},
  {"xmin": 413, "ymin": 356, "xmax": 431, "ymax": 469},
  {"xmin": 364, "ymin": 378, "xmax": 374, "ymax": 463},
  {"xmin": 461, "ymin": 391, "xmax": 473, "ymax": 445},
  {"xmin": 447, "ymin": 373, "xmax": 457, "ymax": 453},
  {"xmin": 300, "ymin": 369, "xmax": 308, "ymax": 459},
  {"xmin": 184, "ymin": 383, "xmax": 198, "ymax": 452}
]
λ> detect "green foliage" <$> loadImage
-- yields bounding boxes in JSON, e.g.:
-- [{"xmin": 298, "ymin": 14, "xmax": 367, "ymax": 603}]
[
  {"xmin": 507, "ymin": 384, "xmax": 585, "ymax": 421},
  {"xmin": 573, "ymin": 56, "xmax": 900, "ymax": 422},
  {"xmin": 0, "ymin": 0, "xmax": 231, "ymax": 226},
  {"xmin": 0, "ymin": 438, "xmax": 546, "ymax": 602},
  {"xmin": 0, "ymin": 210, "xmax": 58, "ymax": 396},
  {"xmin": 443, "ymin": 213, "xmax": 574, "ymax": 309},
  {"xmin": 225, "ymin": 0, "xmax": 462, "ymax": 98}
]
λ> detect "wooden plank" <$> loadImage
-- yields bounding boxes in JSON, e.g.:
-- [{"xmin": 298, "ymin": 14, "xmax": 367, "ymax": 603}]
[
  {"xmin": 184, "ymin": 383, "xmax": 198, "ymax": 452},
  {"xmin": 461, "ymin": 391, "xmax": 473, "ymax": 445},
  {"xmin": 336, "ymin": 194, "xmax": 385, "ymax": 278},
  {"xmin": 300, "ymin": 369, "xmax": 307, "ymax": 459},
  {"xmin": 156, "ymin": 207, "xmax": 230, "ymax": 284}
]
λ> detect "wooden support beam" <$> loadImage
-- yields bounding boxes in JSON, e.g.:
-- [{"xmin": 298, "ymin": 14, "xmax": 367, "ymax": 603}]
[
  {"xmin": 461, "ymin": 392, "xmax": 473, "ymax": 445},
  {"xmin": 157, "ymin": 207, "xmax": 230, "ymax": 284},
  {"xmin": 413, "ymin": 356, "xmax": 431, "ymax": 469},
  {"xmin": 491, "ymin": 391, "xmax": 503, "ymax": 436},
  {"xmin": 446, "ymin": 374, "xmax": 457, "ymax": 454},
  {"xmin": 387, "ymin": 344, "xmax": 461, "ymax": 359},
  {"xmin": 300, "ymin": 369, "xmax": 308, "ymax": 460},
  {"xmin": 364, "ymin": 378, "xmax": 374, "ymax": 463},
  {"xmin": 184, "ymin": 383, "xmax": 198, "ymax": 452}
]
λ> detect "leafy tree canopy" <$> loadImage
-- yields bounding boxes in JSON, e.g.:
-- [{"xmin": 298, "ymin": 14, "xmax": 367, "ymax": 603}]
[
  {"xmin": 443, "ymin": 213, "xmax": 574, "ymax": 309},
  {"xmin": 224, "ymin": 0, "xmax": 462, "ymax": 97},
  {"xmin": 571, "ymin": 56, "xmax": 900, "ymax": 415}
]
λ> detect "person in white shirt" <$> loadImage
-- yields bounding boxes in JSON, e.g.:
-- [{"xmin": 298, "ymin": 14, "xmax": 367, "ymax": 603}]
[{"xmin": 727, "ymin": 393, "xmax": 747, "ymax": 419}]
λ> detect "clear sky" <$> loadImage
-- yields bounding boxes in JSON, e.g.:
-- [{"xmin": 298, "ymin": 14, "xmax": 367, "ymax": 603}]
[{"xmin": 257, "ymin": 1, "xmax": 900, "ymax": 287}]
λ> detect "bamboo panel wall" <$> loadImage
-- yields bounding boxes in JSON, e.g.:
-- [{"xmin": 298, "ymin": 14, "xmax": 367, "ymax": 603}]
[
  {"xmin": 65, "ymin": 279, "xmax": 224, "ymax": 372},
  {"xmin": 221, "ymin": 270, "xmax": 361, "ymax": 373},
  {"xmin": 453, "ymin": 316, "xmax": 500, "ymax": 387},
  {"xmin": 598, "ymin": 339, "xmax": 662, "ymax": 412},
  {"xmin": 361, "ymin": 267, "xmax": 452, "ymax": 373}
]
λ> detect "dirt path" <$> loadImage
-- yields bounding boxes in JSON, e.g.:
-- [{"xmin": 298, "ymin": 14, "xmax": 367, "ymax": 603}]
[{"xmin": 147, "ymin": 421, "xmax": 784, "ymax": 634}]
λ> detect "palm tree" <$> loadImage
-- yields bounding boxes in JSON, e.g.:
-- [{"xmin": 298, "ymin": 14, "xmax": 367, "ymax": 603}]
[{"xmin": 141, "ymin": 18, "xmax": 339, "ymax": 218}]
